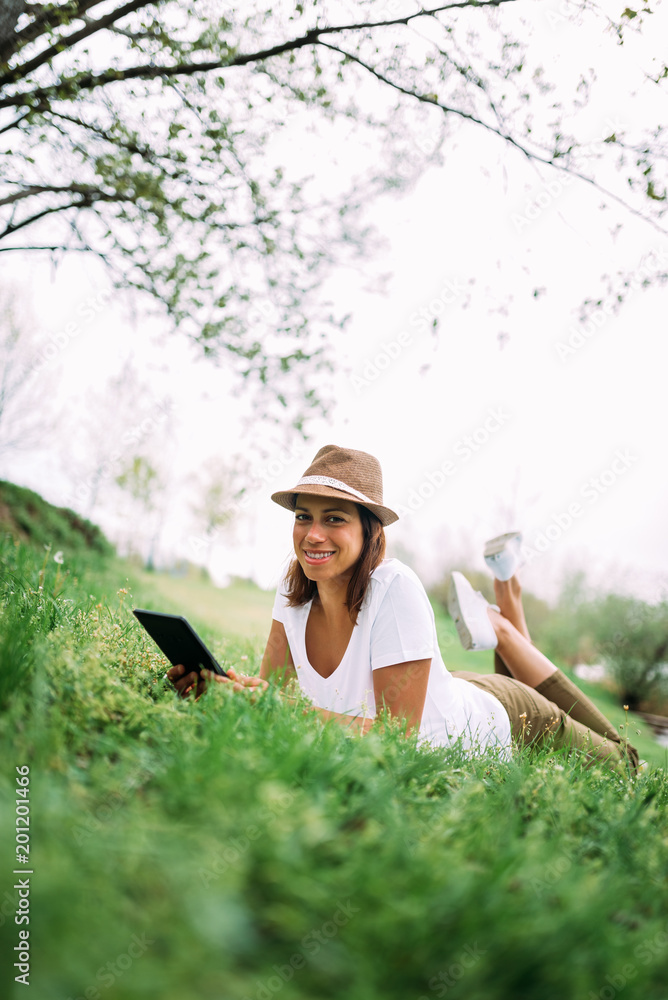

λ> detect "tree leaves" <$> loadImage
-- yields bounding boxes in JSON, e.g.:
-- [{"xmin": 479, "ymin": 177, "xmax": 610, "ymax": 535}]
[{"xmin": 0, "ymin": 2, "xmax": 666, "ymax": 427}]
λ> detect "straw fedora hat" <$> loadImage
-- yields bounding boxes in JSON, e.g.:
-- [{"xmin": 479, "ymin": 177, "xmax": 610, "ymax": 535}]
[{"xmin": 271, "ymin": 444, "xmax": 399, "ymax": 526}]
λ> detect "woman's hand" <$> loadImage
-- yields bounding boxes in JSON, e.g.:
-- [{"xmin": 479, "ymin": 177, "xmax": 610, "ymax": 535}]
[
  {"xmin": 166, "ymin": 664, "xmax": 207, "ymax": 700},
  {"xmin": 165, "ymin": 664, "xmax": 268, "ymax": 701},
  {"xmin": 203, "ymin": 667, "xmax": 269, "ymax": 700}
]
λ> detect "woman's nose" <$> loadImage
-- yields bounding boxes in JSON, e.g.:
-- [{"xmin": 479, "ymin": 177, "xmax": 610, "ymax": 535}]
[{"xmin": 305, "ymin": 521, "xmax": 327, "ymax": 542}]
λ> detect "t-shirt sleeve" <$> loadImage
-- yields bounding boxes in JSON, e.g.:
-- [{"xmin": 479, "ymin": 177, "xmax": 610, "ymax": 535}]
[
  {"xmin": 271, "ymin": 580, "xmax": 289, "ymax": 624},
  {"xmin": 370, "ymin": 571, "xmax": 436, "ymax": 671}
]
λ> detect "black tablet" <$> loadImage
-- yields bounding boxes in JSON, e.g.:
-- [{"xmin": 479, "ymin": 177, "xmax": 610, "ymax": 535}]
[{"xmin": 133, "ymin": 609, "xmax": 228, "ymax": 677}]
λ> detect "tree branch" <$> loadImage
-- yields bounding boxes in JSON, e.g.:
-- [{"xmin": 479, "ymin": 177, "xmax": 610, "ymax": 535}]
[
  {"xmin": 0, "ymin": 176, "xmax": 278, "ymax": 235},
  {"xmin": 0, "ymin": 2, "xmax": 517, "ymax": 109},
  {"xmin": 0, "ymin": 0, "xmax": 118, "ymax": 63},
  {"xmin": 0, "ymin": 181, "xmax": 120, "ymax": 208},
  {"xmin": 319, "ymin": 40, "xmax": 546, "ymax": 155},
  {"xmin": 0, "ymin": 189, "xmax": 136, "ymax": 239},
  {"xmin": 0, "ymin": 0, "xmax": 154, "ymax": 88},
  {"xmin": 0, "ymin": 243, "xmax": 91, "ymax": 252},
  {"xmin": 108, "ymin": 24, "xmax": 154, "ymax": 41},
  {"xmin": 0, "ymin": 109, "xmax": 30, "ymax": 134},
  {"xmin": 317, "ymin": 40, "xmax": 668, "ymax": 238},
  {"xmin": 44, "ymin": 107, "xmax": 184, "ymax": 173}
]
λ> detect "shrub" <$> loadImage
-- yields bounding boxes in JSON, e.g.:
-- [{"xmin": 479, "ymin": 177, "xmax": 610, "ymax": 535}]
[
  {"xmin": 589, "ymin": 594, "xmax": 668, "ymax": 711},
  {"xmin": 532, "ymin": 571, "xmax": 601, "ymax": 667},
  {"xmin": 531, "ymin": 574, "xmax": 668, "ymax": 711}
]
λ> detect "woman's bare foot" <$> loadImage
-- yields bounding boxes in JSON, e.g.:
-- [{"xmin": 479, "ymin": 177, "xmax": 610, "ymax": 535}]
[{"xmin": 493, "ymin": 575, "xmax": 532, "ymax": 642}]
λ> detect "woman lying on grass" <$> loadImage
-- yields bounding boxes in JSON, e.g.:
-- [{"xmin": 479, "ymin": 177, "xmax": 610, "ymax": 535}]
[{"xmin": 168, "ymin": 445, "xmax": 639, "ymax": 776}]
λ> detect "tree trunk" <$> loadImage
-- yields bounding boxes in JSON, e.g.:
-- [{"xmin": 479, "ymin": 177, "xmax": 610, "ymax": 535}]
[{"xmin": 0, "ymin": 1, "xmax": 25, "ymax": 45}]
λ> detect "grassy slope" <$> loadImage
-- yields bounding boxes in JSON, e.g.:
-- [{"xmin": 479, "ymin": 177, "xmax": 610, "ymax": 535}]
[
  {"xmin": 0, "ymin": 479, "xmax": 113, "ymax": 557},
  {"xmin": 2, "ymin": 536, "xmax": 668, "ymax": 1000}
]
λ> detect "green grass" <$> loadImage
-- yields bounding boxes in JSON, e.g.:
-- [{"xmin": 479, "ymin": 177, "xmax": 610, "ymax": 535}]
[{"xmin": 2, "ymin": 533, "xmax": 668, "ymax": 1000}]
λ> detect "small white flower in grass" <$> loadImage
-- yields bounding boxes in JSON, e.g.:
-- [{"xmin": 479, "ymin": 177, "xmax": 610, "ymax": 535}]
[{"xmin": 53, "ymin": 551, "xmax": 64, "ymax": 564}]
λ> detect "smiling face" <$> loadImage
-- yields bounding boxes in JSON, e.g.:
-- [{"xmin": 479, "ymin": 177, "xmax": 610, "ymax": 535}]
[{"xmin": 293, "ymin": 494, "xmax": 365, "ymax": 587}]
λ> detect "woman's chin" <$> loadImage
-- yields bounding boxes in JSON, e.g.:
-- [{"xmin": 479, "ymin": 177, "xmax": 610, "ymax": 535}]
[
  {"xmin": 303, "ymin": 563, "xmax": 330, "ymax": 580},
  {"xmin": 298, "ymin": 556, "xmax": 340, "ymax": 581}
]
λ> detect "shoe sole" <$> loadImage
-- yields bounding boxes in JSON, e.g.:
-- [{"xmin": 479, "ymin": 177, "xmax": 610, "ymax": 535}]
[
  {"xmin": 448, "ymin": 573, "xmax": 497, "ymax": 651},
  {"xmin": 483, "ymin": 531, "xmax": 522, "ymax": 558},
  {"xmin": 447, "ymin": 574, "xmax": 473, "ymax": 649}
]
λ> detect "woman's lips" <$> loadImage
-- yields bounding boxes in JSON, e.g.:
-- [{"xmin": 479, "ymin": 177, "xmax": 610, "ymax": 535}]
[{"xmin": 303, "ymin": 550, "xmax": 335, "ymax": 565}]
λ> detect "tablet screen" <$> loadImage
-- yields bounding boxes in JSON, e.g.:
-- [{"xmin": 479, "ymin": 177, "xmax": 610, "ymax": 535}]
[{"xmin": 133, "ymin": 609, "xmax": 227, "ymax": 676}]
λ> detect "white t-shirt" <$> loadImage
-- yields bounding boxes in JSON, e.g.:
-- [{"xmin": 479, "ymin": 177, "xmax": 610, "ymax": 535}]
[{"xmin": 271, "ymin": 557, "xmax": 511, "ymax": 756}]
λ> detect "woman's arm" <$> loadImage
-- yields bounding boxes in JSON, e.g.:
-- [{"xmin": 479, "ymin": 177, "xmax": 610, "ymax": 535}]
[
  {"xmin": 175, "ymin": 621, "xmax": 429, "ymax": 741},
  {"xmin": 260, "ymin": 619, "xmax": 297, "ymax": 685},
  {"xmin": 298, "ymin": 705, "xmax": 375, "ymax": 734},
  {"xmin": 300, "ymin": 658, "xmax": 431, "ymax": 737},
  {"xmin": 372, "ymin": 659, "xmax": 431, "ymax": 736}
]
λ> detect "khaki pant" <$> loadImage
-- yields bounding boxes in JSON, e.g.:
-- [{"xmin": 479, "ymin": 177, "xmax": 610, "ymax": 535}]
[{"xmin": 451, "ymin": 652, "xmax": 639, "ymax": 774}]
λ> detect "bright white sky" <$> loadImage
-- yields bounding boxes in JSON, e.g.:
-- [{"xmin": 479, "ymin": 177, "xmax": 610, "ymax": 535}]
[{"xmin": 2, "ymin": 2, "xmax": 667, "ymax": 606}]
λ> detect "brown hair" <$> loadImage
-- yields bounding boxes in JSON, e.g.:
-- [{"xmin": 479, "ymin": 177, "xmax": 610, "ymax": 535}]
[{"xmin": 283, "ymin": 504, "xmax": 386, "ymax": 624}]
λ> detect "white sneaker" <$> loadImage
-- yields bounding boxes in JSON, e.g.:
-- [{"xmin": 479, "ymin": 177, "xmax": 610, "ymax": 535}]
[
  {"xmin": 483, "ymin": 531, "xmax": 524, "ymax": 582},
  {"xmin": 447, "ymin": 572, "xmax": 499, "ymax": 651}
]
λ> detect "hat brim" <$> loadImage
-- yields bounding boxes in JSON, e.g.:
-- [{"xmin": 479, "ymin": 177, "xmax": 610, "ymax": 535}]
[{"xmin": 271, "ymin": 484, "xmax": 398, "ymax": 527}]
